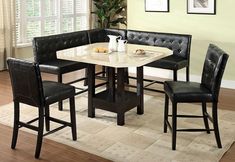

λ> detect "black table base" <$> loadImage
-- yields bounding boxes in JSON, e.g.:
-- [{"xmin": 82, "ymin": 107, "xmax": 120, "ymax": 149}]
[{"xmin": 87, "ymin": 64, "xmax": 144, "ymax": 125}]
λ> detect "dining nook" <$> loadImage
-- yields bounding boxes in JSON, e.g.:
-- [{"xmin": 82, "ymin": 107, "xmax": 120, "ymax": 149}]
[{"xmin": 0, "ymin": 0, "xmax": 234, "ymax": 162}]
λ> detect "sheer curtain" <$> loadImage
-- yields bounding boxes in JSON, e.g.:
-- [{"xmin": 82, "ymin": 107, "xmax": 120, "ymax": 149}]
[{"xmin": 0, "ymin": 0, "xmax": 15, "ymax": 70}]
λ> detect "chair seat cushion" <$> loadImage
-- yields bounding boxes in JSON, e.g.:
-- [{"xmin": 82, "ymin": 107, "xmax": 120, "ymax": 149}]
[
  {"xmin": 39, "ymin": 59, "xmax": 87, "ymax": 74},
  {"xmin": 164, "ymin": 81, "xmax": 213, "ymax": 102},
  {"xmin": 146, "ymin": 55, "xmax": 188, "ymax": 70},
  {"xmin": 43, "ymin": 81, "xmax": 75, "ymax": 104}
]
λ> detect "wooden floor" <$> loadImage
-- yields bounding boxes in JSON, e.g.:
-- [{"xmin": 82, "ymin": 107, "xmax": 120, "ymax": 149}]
[{"xmin": 0, "ymin": 70, "xmax": 234, "ymax": 162}]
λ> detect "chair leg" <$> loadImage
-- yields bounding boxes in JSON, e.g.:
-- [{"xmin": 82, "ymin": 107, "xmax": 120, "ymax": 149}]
[
  {"xmin": 84, "ymin": 68, "xmax": 88, "ymax": 86},
  {"xmin": 172, "ymin": 102, "xmax": 177, "ymax": 150},
  {"xmin": 186, "ymin": 66, "xmax": 190, "ymax": 82},
  {"xmin": 212, "ymin": 102, "xmax": 222, "ymax": 148},
  {"xmin": 45, "ymin": 105, "xmax": 50, "ymax": 131},
  {"xmin": 35, "ymin": 107, "xmax": 44, "ymax": 159},
  {"xmin": 202, "ymin": 102, "xmax": 210, "ymax": 134},
  {"xmin": 164, "ymin": 94, "xmax": 169, "ymax": 133},
  {"xmin": 173, "ymin": 70, "xmax": 177, "ymax": 81},
  {"xmin": 69, "ymin": 97, "xmax": 77, "ymax": 141},
  {"xmin": 58, "ymin": 74, "xmax": 63, "ymax": 111},
  {"xmin": 11, "ymin": 101, "xmax": 20, "ymax": 149}
]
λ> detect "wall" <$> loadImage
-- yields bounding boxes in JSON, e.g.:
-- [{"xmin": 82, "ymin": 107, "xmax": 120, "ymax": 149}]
[
  {"xmin": 15, "ymin": 46, "xmax": 33, "ymax": 59},
  {"xmin": 127, "ymin": 0, "xmax": 235, "ymax": 87}
]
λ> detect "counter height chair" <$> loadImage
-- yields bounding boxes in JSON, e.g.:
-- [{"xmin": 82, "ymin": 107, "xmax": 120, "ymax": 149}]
[
  {"xmin": 33, "ymin": 31, "xmax": 89, "ymax": 111},
  {"xmin": 163, "ymin": 44, "xmax": 229, "ymax": 150},
  {"xmin": 7, "ymin": 58, "xmax": 77, "ymax": 159}
]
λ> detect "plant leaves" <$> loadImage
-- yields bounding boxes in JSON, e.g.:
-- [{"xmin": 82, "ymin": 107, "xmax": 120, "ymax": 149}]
[{"xmin": 92, "ymin": 0, "xmax": 127, "ymax": 27}]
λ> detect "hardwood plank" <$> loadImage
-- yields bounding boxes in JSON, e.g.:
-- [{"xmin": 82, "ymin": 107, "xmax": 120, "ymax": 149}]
[{"xmin": 0, "ymin": 124, "xmax": 111, "ymax": 162}]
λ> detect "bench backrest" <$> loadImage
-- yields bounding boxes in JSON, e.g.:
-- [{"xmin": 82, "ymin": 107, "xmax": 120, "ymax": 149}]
[
  {"xmin": 88, "ymin": 28, "xmax": 127, "ymax": 43},
  {"xmin": 33, "ymin": 29, "xmax": 191, "ymax": 63},
  {"xmin": 127, "ymin": 30, "xmax": 191, "ymax": 59},
  {"xmin": 33, "ymin": 30, "xmax": 89, "ymax": 63}
]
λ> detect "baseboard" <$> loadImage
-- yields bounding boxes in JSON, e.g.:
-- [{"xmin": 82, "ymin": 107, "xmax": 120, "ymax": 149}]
[{"xmin": 128, "ymin": 67, "xmax": 235, "ymax": 89}]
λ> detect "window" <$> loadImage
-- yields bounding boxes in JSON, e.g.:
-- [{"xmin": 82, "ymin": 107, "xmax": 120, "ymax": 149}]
[{"xmin": 16, "ymin": 0, "xmax": 90, "ymax": 45}]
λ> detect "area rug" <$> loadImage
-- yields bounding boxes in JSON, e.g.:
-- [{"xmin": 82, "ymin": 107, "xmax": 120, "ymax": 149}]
[{"xmin": 0, "ymin": 89, "xmax": 234, "ymax": 162}]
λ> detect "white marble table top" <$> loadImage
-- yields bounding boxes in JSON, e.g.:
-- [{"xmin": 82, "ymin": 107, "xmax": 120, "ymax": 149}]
[{"xmin": 57, "ymin": 43, "xmax": 173, "ymax": 68}]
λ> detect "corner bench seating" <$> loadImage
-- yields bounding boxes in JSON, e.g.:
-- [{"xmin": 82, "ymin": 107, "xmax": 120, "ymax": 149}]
[
  {"xmin": 33, "ymin": 28, "xmax": 192, "ymax": 98},
  {"xmin": 33, "ymin": 31, "xmax": 90, "ymax": 111}
]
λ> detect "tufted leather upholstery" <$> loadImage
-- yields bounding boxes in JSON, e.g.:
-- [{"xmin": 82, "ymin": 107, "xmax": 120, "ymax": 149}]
[
  {"xmin": 33, "ymin": 30, "xmax": 89, "ymax": 63},
  {"xmin": 127, "ymin": 30, "xmax": 191, "ymax": 82},
  {"xmin": 201, "ymin": 44, "xmax": 229, "ymax": 101},
  {"xmin": 88, "ymin": 28, "xmax": 127, "ymax": 43},
  {"xmin": 33, "ymin": 30, "xmax": 89, "ymax": 74},
  {"xmin": 164, "ymin": 44, "xmax": 229, "ymax": 103},
  {"xmin": 7, "ymin": 58, "xmax": 77, "ymax": 158},
  {"xmin": 127, "ymin": 30, "xmax": 190, "ymax": 59},
  {"xmin": 163, "ymin": 44, "xmax": 229, "ymax": 150}
]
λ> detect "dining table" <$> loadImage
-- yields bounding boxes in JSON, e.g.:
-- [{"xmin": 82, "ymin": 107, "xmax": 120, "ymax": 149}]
[{"xmin": 57, "ymin": 42, "xmax": 172, "ymax": 125}]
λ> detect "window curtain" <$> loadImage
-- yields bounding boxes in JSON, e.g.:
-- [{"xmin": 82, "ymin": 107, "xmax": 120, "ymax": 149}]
[{"xmin": 0, "ymin": 0, "xmax": 16, "ymax": 70}]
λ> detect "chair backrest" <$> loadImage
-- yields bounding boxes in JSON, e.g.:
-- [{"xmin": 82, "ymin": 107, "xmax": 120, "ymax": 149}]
[
  {"xmin": 88, "ymin": 28, "xmax": 127, "ymax": 43},
  {"xmin": 201, "ymin": 44, "xmax": 229, "ymax": 101},
  {"xmin": 33, "ymin": 30, "xmax": 89, "ymax": 64},
  {"xmin": 7, "ymin": 58, "xmax": 44, "ymax": 107},
  {"xmin": 127, "ymin": 30, "xmax": 192, "ymax": 60}
]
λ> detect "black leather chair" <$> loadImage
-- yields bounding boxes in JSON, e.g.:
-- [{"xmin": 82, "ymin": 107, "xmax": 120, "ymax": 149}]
[
  {"xmin": 7, "ymin": 58, "xmax": 77, "ymax": 158},
  {"xmin": 127, "ymin": 30, "xmax": 191, "ymax": 92},
  {"xmin": 163, "ymin": 44, "xmax": 229, "ymax": 150},
  {"xmin": 33, "ymin": 30, "xmax": 89, "ymax": 111}
]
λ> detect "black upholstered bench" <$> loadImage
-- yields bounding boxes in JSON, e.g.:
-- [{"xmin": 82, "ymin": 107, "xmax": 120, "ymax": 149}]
[{"xmin": 33, "ymin": 28, "xmax": 192, "ymax": 98}]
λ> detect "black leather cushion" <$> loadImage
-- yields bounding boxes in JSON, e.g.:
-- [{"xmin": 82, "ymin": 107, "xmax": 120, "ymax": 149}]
[
  {"xmin": 147, "ymin": 55, "xmax": 188, "ymax": 70},
  {"xmin": 164, "ymin": 81, "xmax": 213, "ymax": 102},
  {"xmin": 39, "ymin": 59, "xmax": 87, "ymax": 74},
  {"xmin": 88, "ymin": 28, "xmax": 127, "ymax": 43},
  {"xmin": 43, "ymin": 81, "xmax": 75, "ymax": 105},
  {"xmin": 127, "ymin": 30, "xmax": 191, "ymax": 59}
]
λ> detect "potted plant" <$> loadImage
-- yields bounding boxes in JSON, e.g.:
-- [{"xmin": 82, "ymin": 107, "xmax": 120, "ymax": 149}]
[{"xmin": 92, "ymin": 0, "xmax": 127, "ymax": 28}]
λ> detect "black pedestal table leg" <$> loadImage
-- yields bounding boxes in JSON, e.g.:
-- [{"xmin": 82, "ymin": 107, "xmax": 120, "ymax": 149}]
[
  {"xmin": 88, "ymin": 64, "xmax": 95, "ymax": 118},
  {"xmin": 116, "ymin": 68, "xmax": 125, "ymax": 125},
  {"xmin": 137, "ymin": 66, "xmax": 144, "ymax": 114},
  {"xmin": 107, "ymin": 67, "xmax": 116, "ymax": 102}
]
